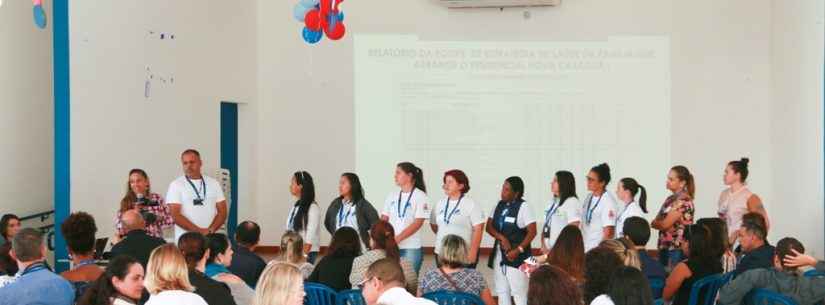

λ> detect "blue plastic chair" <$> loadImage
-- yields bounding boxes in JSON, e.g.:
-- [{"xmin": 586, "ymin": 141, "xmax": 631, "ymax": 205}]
[
  {"xmin": 687, "ymin": 273, "xmax": 727, "ymax": 305},
  {"xmin": 654, "ymin": 299, "xmax": 664, "ymax": 305},
  {"xmin": 745, "ymin": 289, "xmax": 798, "ymax": 305},
  {"xmin": 336, "ymin": 289, "xmax": 366, "ymax": 305},
  {"xmin": 423, "ymin": 290, "xmax": 485, "ymax": 305},
  {"xmin": 804, "ymin": 270, "xmax": 825, "ymax": 277},
  {"xmin": 305, "ymin": 282, "xmax": 337, "ymax": 305},
  {"xmin": 649, "ymin": 277, "xmax": 665, "ymax": 299}
]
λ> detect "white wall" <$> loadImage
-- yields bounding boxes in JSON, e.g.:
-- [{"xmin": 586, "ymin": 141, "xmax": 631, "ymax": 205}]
[
  {"xmin": 0, "ymin": 0, "xmax": 54, "ymax": 217},
  {"xmin": 68, "ymin": 0, "xmax": 257, "ymax": 238},
  {"xmin": 770, "ymin": 0, "xmax": 825, "ymax": 256},
  {"xmin": 255, "ymin": 0, "xmax": 824, "ymax": 255}
]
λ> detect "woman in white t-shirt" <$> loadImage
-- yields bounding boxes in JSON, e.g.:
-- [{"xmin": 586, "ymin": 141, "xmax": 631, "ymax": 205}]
[
  {"xmin": 589, "ymin": 266, "xmax": 654, "ymax": 305},
  {"xmin": 539, "ymin": 170, "xmax": 582, "ymax": 254},
  {"xmin": 581, "ymin": 163, "xmax": 618, "ymax": 252},
  {"xmin": 382, "ymin": 162, "xmax": 430, "ymax": 274},
  {"xmin": 615, "ymin": 178, "xmax": 648, "ymax": 238},
  {"xmin": 286, "ymin": 171, "xmax": 321, "ymax": 264},
  {"xmin": 429, "ymin": 169, "xmax": 485, "ymax": 268}
]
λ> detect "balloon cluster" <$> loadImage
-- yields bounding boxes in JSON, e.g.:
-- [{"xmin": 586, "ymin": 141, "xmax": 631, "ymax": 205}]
[
  {"xmin": 293, "ymin": 0, "xmax": 346, "ymax": 44},
  {"xmin": 32, "ymin": 0, "xmax": 47, "ymax": 29}
]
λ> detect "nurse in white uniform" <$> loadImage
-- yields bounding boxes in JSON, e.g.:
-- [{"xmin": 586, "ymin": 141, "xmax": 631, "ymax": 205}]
[
  {"xmin": 615, "ymin": 177, "xmax": 648, "ymax": 238},
  {"xmin": 286, "ymin": 171, "xmax": 322, "ymax": 264},
  {"xmin": 430, "ymin": 169, "xmax": 485, "ymax": 268},
  {"xmin": 581, "ymin": 163, "xmax": 618, "ymax": 252},
  {"xmin": 539, "ymin": 170, "xmax": 582, "ymax": 254},
  {"xmin": 381, "ymin": 162, "xmax": 429, "ymax": 274}
]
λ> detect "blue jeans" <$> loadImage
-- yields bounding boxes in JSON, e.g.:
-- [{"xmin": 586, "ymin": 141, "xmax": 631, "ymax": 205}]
[
  {"xmin": 658, "ymin": 249, "xmax": 684, "ymax": 271},
  {"xmin": 307, "ymin": 251, "xmax": 318, "ymax": 264},
  {"xmin": 400, "ymin": 248, "xmax": 423, "ymax": 275}
]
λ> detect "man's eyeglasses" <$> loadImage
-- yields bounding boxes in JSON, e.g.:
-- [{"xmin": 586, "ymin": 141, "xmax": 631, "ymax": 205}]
[{"xmin": 357, "ymin": 277, "xmax": 374, "ymax": 290}]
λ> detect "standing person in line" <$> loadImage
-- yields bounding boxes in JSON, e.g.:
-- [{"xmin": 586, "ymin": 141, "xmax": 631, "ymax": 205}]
[
  {"xmin": 652, "ymin": 165, "xmax": 696, "ymax": 270},
  {"xmin": 539, "ymin": 171, "xmax": 581, "ymax": 255},
  {"xmin": 718, "ymin": 158, "xmax": 770, "ymax": 250},
  {"xmin": 429, "ymin": 169, "xmax": 485, "ymax": 268},
  {"xmin": 485, "ymin": 176, "xmax": 536, "ymax": 305},
  {"xmin": 581, "ymin": 163, "xmax": 618, "ymax": 251},
  {"xmin": 615, "ymin": 178, "xmax": 648, "ymax": 238},
  {"xmin": 286, "ymin": 171, "xmax": 321, "ymax": 264},
  {"xmin": 381, "ymin": 162, "xmax": 430, "ymax": 274},
  {"xmin": 324, "ymin": 173, "xmax": 379, "ymax": 250},
  {"xmin": 166, "ymin": 149, "xmax": 227, "ymax": 241}
]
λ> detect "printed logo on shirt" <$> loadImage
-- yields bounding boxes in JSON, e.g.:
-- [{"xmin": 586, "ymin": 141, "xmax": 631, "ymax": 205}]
[{"xmin": 608, "ymin": 210, "xmax": 616, "ymax": 220}]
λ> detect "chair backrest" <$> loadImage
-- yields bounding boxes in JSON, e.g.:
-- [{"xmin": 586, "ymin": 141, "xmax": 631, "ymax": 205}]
[
  {"xmin": 745, "ymin": 288, "xmax": 799, "ymax": 305},
  {"xmin": 336, "ymin": 289, "xmax": 366, "ymax": 305},
  {"xmin": 649, "ymin": 277, "xmax": 665, "ymax": 299},
  {"xmin": 804, "ymin": 270, "xmax": 825, "ymax": 277},
  {"xmin": 423, "ymin": 290, "xmax": 485, "ymax": 305},
  {"xmin": 305, "ymin": 282, "xmax": 337, "ymax": 305},
  {"xmin": 688, "ymin": 273, "xmax": 726, "ymax": 305},
  {"xmin": 654, "ymin": 299, "xmax": 664, "ymax": 305}
]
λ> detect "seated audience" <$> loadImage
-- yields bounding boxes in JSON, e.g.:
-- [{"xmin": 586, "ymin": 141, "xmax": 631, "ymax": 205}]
[
  {"xmin": 527, "ymin": 264, "xmax": 583, "ymax": 305},
  {"xmin": 0, "ymin": 228, "xmax": 75, "ymax": 305},
  {"xmin": 732, "ymin": 212, "xmax": 774, "ymax": 277},
  {"xmin": 254, "ymin": 262, "xmax": 305, "ymax": 305},
  {"xmin": 275, "ymin": 231, "xmax": 314, "ymax": 279},
  {"xmin": 228, "ymin": 221, "xmax": 266, "ymax": 288},
  {"xmin": 622, "ymin": 217, "xmax": 666, "ymax": 279},
  {"xmin": 177, "ymin": 232, "xmax": 237, "ymax": 305},
  {"xmin": 109, "ymin": 210, "xmax": 166, "ymax": 268},
  {"xmin": 417, "ymin": 235, "xmax": 494, "ymax": 305},
  {"xmin": 0, "ymin": 214, "xmax": 20, "ymax": 246},
  {"xmin": 307, "ymin": 227, "xmax": 362, "ymax": 291},
  {"xmin": 60, "ymin": 212, "xmax": 104, "ymax": 300},
  {"xmin": 545, "ymin": 225, "xmax": 586, "ymax": 285},
  {"xmin": 144, "ymin": 244, "xmax": 207, "ymax": 305},
  {"xmin": 206, "ymin": 233, "xmax": 254, "ymax": 305},
  {"xmin": 599, "ymin": 238, "xmax": 642, "ymax": 270},
  {"xmin": 590, "ymin": 266, "xmax": 654, "ymax": 305},
  {"xmin": 77, "ymin": 255, "xmax": 145, "ymax": 305},
  {"xmin": 697, "ymin": 217, "xmax": 738, "ymax": 273},
  {"xmin": 350, "ymin": 221, "xmax": 418, "ymax": 293},
  {"xmin": 360, "ymin": 258, "xmax": 436, "ymax": 305},
  {"xmin": 663, "ymin": 224, "xmax": 723, "ymax": 305},
  {"xmin": 584, "ymin": 247, "xmax": 624, "ymax": 304},
  {"xmin": 718, "ymin": 237, "xmax": 825, "ymax": 305}
]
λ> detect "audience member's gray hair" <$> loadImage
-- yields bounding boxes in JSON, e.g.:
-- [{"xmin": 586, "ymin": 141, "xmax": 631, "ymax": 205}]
[{"xmin": 12, "ymin": 228, "xmax": 44, "ymax": 262}]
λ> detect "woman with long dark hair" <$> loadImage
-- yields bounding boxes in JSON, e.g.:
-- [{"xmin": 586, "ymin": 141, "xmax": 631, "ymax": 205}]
[
  {"xmin": 381, "ymin": 162, "xmax": 430, "ymax": 274},
  {"xmin": 652, "ymin": 165, "xmax": 696, "ymax": 270},
  {"xmin": 590, "ymin": 266, "xmax": 654, "ymax": 305},
  {"xmin": 115, "ymin": 169, "xmax": 173, "ymax": 239},
  {"xmin": 0, "ymin": 214, "xmax": 20, "ymax": 245},
  {"xmin": 663, "ymin": 224, "xmax": 723, "ymax": 305},
  {"xmin": 324, "ymin": 173, "xmax": 379, "ymax": 249},
  {"xmin": 527, "ymin": 265, "xmax": 583, "ymax": 305},
  {"xmin": 77, "ymin": 255, "xmax": 145, "ymax": 305},
  {"xmin": 615, "ymin": 178, "xmax": 647, "ymax": 238},
  {"xmin": 540, "ymin": 171, "xmax": 581, "ymax": 254},
  {"xmin": 582, "ymin": 163, "xmax": 619, "ymax": 251},
  {"xmin": 308, "ymin": 227, "xmax": 363, "ymax": 291},
  {"xmin": 286, "ymin": 171, "xmax": 321, "ymax": 263},
  {"xmin": 545, "ymin": 225, "xmax": 585, "ymax": 284},
  {"xmin": 349, "ymin": 221, "xmax": 418, "ymax": 293}
]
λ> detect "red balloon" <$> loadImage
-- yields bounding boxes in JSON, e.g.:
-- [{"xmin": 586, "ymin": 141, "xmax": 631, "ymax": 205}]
[
  {"xmin": 304, "ymin": 9, "xmax": 321, "ymax": 31},
  {"xmin": 326, "ymin": 22, "xmax": 346, "ymax": 40}
]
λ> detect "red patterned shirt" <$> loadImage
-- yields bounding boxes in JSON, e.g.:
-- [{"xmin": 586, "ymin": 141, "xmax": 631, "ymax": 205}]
[
  {"xmin": 656, "ymin": 191, "xmax": 695, "ymax": 251},
  {"xmin": 115, "ymin": 192, "xmax": 173, "ymax": 239}
]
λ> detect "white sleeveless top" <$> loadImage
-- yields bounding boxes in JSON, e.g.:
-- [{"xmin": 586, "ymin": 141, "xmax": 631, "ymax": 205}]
[{"xmin": 717, "ymin": 186, "xmax": 753, "ymax": 236}]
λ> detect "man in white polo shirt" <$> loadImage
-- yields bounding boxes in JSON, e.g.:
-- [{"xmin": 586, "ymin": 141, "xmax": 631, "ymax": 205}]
[{"xmin": 166, "ymin": 149, "xmax": 227, "ymax": 241}]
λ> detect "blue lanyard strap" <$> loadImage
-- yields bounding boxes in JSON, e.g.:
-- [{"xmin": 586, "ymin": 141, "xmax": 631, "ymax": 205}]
[
  {"xmin": 338, "ymin": 201, "xmax": 354, "ymax": 227},
  {"xmin": 396, "ymin": 191, "xmax": 414, "ymax": 219},
  {"xmin": 185, "ymin": 176, "xmax": 206, "ymax": 200},
  {"xmin": 74, "ymin": 259, "xmax": 96, "ymax": 269},
  {"xmin": 585, "ymin": 194, "xmax": 603, "ymax": 224},
  {"xmin": 617, "ymin": 201, "xmax": 634, "ymax": 223},
  {"xmin": 288, "ymin": 204, "xmax": 299, "ymax": 230},
  {"xmin": 21, "ymin": 262, "xmax": 48, "ymax": 276},
  {"xmin": 543, "ymin": 199, "xmax": 560, "ymax": 233},
  {"xmin": 443, "ymin": 195, "xmax": 464, "ymax": 224}
]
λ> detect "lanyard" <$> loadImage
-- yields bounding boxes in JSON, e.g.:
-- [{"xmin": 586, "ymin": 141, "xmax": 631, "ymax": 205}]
[
  {"xmin": 442, "ymin": 195, "xmax": 463, "ymax": 224},
  {"xmin": 617, "ymin": 201, "xmax": 634, "ymax": 224},
  {"xmin": 74, "ymin": 259, "xmax": 96, "ymax": 269},
  {"xmin": 338, "ymin": 201, "xmax": 355, "ymax": 228},
  {"xmin": 20, "ymin": 262, "xmax": 48, "ymax": 276},
  {"xmin": 585, "ymin": 194, "xmax": 603, "ymax": 225},
  {"xmin": 185, "ymin": 176, "xmax": 206, "ymax": 200},
  {"xmin": 543, "ymin": 198, "xmax": 560, "ymax": 233},
  {"xmin": 288, "ymin": 205, "xmax": 299, "ymax": 230},
  {"xmin": 397, "ymin": 191, "xmax": 414, "ymax": 219}
]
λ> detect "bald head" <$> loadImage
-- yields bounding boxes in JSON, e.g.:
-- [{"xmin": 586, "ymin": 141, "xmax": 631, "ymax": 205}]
[{"xmin": 121, "ymin": 209, "xmax": 145, "ymax": 232}]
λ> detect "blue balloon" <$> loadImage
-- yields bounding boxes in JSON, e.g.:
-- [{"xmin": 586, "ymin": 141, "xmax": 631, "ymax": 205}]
[
  {"xmin": 300, "ymin": 0, "xmax": 320, "ymax": 8},
  {"xmin": 337, "ymin": 11, "xmax": 344, "ymax": 22},
  {"xmin": 293, "ymin": 3, "xmax": 310, "ymax": 22},
  {"xmin": 33, "ymin": 4, "xmax": 47, "ymax": 29},
  {"xmin": 302, "ymin": 27, "xmax": 323, "ymax": 44}
]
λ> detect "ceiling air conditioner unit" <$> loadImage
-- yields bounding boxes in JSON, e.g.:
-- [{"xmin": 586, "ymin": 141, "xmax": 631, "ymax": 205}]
[{"xmin": 440, "ymin": 0, "xmax": 560, "ymax": 8}]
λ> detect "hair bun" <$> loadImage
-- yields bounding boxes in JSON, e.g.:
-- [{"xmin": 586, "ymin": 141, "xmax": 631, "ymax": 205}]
[
  {"xmin": 740, "ymin": 158, "xmax": 750, "ymax": 166},
  {"xmin": 599, "ymin": 163, "xmax": 610, "ymax": 170}
]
